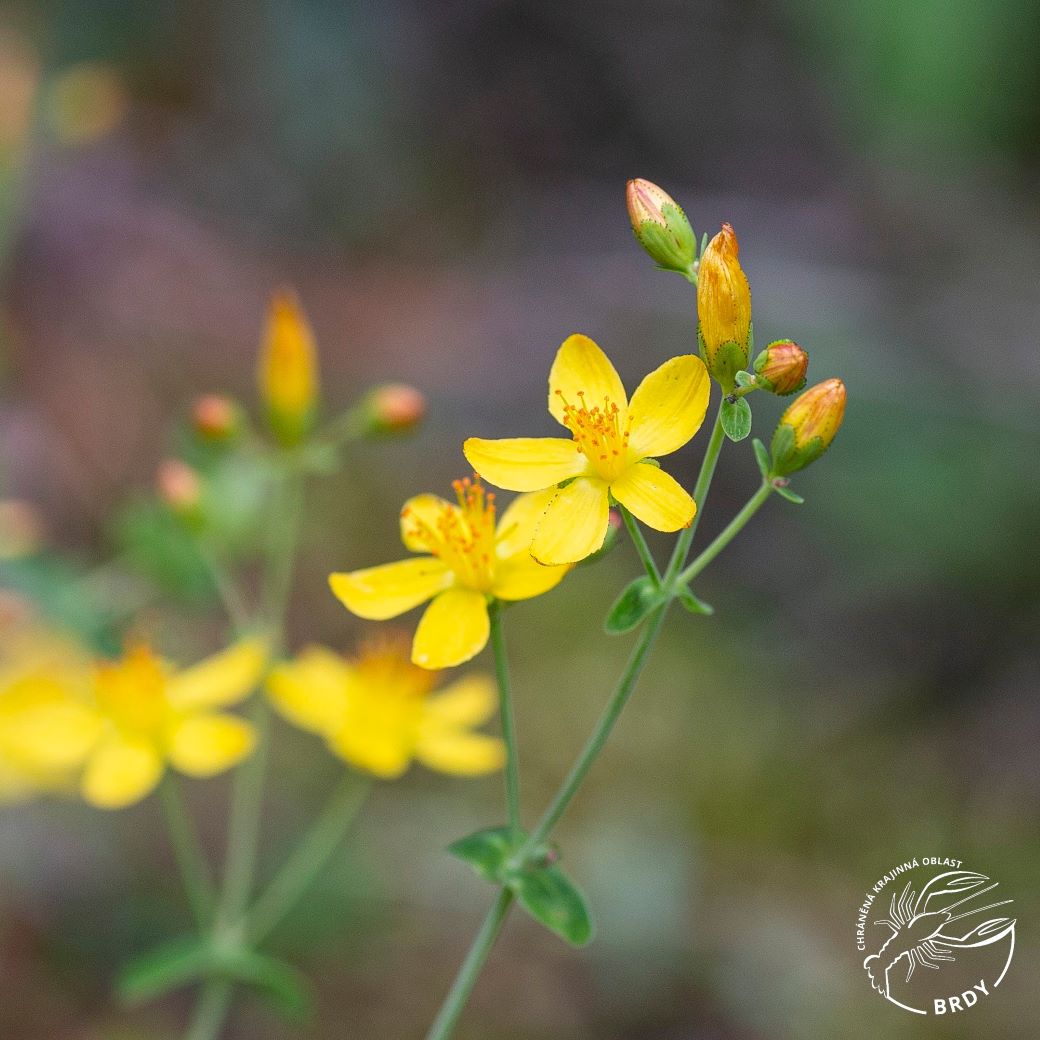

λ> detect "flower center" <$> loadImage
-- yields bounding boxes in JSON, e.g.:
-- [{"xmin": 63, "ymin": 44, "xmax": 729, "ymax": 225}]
[
  {"xmin": 403, "ymin": 477, "xmax": 497, "ymax": 592},
  {"xmin": 94, "ymin": 645, "xmax": 168, "ymax": 734},
  {"xmin": 556, "ymin": 390, "xmax": 632, "ymax": 482},
  {"xmin": 352, "ymin": 634, "xmax": 437, "ymax": 699}
]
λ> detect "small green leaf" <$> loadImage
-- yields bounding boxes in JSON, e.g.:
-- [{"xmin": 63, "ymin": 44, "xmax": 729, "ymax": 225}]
[
  {"xmin": 512, "ymin": 864, "xmax": 594, "ymax": 947},
  {"xmin": 604, "ymin": 575, "xmax": 666, "ymax": 635},
  {"xmin": 752, "ymin": 438, "xmax": 771, "ymax": 479},
  {"xmin": 774, "ymin": 484, "xmax": 805, "ymax": 505},
  {"xmin": 447, "ymin": 826, "xmax": 522, "ymax": 883},
  {"xmin": 223, "ymin": 949, "xmax": 312, "ymax": 1021},
  {"xmin": 721, "ymin": 397, "xmax": 752, "ymax": 442},
  {"xmin": 734, "ymin": 370, "xmax": 755, "ymax": 387},
  {"xmin": 675, "ymin": 584, "xmax": 714, "ymax": 615},
  {"xmin": 117, "ymin": 937, "xmax": 213, "ymax": 1006}
]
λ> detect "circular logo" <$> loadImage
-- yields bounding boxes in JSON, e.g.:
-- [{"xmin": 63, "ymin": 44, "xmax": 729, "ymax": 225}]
[{"xmin": 856, "ymin": 857, "xmax": 1016, "ymax": 1015}]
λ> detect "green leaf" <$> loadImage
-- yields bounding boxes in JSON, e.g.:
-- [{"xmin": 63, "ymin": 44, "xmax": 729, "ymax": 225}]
[
  {"xmin": 774, "ymin": 484, "xmax": 805, "ymax": 505},
  {"xmin": 117, "ymin": 938, "xmax": 311, "ymax": 1021},
  {"xmin": 222, "ymin": 949, "xmax": 312, "ymax": 1021},
  {"xmin": 512, "ymin": 863, "xmax": 594, "ymax": 947},
  {"xmin": 721, "ymin": 397, "xmax": 752, "ymax": 442},
  {"xmin": 675, "ymin": 584, "xmax": 714, "ymax": 615},
  {"xmin": 604, "ymin": 575, "xmax": 666, "ymax": 635},
  {"xmin": 447, "ymin": 826, "xmax": 522, "ymax": 883},
  {"xmin": 752, "ymin": 438, "xmax": 771, "ymax": 479},
  {"xmin": 117, "ymin": 936, "xmax": 215, "ymax": 1006}
]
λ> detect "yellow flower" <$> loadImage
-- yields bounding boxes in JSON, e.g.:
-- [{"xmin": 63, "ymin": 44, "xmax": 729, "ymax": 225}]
[
  {"xmin": 267, "ymin": 636, "xmax": 504, "ymax": 779},
  {"xmin": 0, "ymin": 621, "xmax": 100, "ymax": 801},
  {"xmin": 697, "ymin": 223, "xmax": 752, "ymax": 387},
  {"xmin": 258, "ymin": 288, "xmax": 319, "ymax": 445},
  {"xmin": 329, "ymin": 478, "xmax": 570, "ymax": 669},
  {"xmin": 770, "ymin": 378, "xmax": 847, "ymax": 476},
  {"xmin": 463, "ymin": 334, "xmax": 710, "ymax": 565},
  {"xmin": 81, "ymin": 639, "xmax": 266, "ymax": 809}
]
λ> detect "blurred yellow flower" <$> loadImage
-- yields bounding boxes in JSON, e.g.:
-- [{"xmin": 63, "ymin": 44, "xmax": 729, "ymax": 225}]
[
  {"xmin": 267, "ymin": 637, "xmax": 504, "ymax": 779},
  {"xmin": 81, "ymin": 639, "xmax": 266, "ymax": 810},
  {"xmin": 258, "ymin": 288, "xmax": 319, "ymax": 445},
  {"xmin": 329, "ymin": 478, "xmax": 569, "ymax": 669},
  {"xmin": 464, "ymin": 334, "xmax": 710, "ymax": 565},
  {"xmin": 0, "ymin": 621, "xmax": 100, "ymax": 801}
]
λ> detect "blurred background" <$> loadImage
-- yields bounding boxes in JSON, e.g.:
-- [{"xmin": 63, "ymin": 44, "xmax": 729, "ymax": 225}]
[{"xmin": 1, "ymin": 0, "xmax": 1039, "ymax": 1037}]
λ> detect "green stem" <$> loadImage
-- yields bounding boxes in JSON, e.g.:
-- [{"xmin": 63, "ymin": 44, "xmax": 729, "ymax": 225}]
[
  {"xmin": 663, "ymin": 402, "xmax": 726, "ymax": 586},
  {"xmin": 195, "ymin": 540, "xmax": 251, "ymax": 635},
  {"xmin": 618, "ymin": 505, "xmax": 660, "ymax": 585},
  {"xmin": 488, "ymin": 602, "xmax": 521, "ymax": 839},
  {"xmin": 183, "ymin": 981, "xmax": 232, "ymax": 1040},
  {"xmin": 160, "ymin": 777, "xmax": 215, "ymax": 929},
  {"xmin": 424, "ymin": 889, "xmax": 515, "ymax": 1040},
  {"xmin": 676, "ymin": 482, "xmax": 773, "ymax": 588},
  {"xmin": 245, "ymin": 775, "xmax": 370, "ymax": 946}
]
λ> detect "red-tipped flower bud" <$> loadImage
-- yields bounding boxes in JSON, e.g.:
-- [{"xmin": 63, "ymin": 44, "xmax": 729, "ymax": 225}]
[
  {"xmin": 191, "ymin": 394, "xmax": 241, "ymax": 442},
  {"xmin": 696, "ymin": 223, "xmax": 752, "ymax": 390},
  {"xmin": 770, "ymin": 378, "xmax": 846, "ymax": 476},
  {"xmin": 626, "ymin": 178, "xmax": 697, "ymax": 278},
  {"xmin": 364, "ymin": 383, "xmax": 426, "ymax": 435},
  {"xmin": 754, "ymin": 339, "xmax": 808, "ymax": 396},
  {"xmin": 0, "ymin": 500, "xmax": 44, "ymax": 560},
  {"xmin": 156, "ymin": 459, "xmax": 203, "ymax": 520}
]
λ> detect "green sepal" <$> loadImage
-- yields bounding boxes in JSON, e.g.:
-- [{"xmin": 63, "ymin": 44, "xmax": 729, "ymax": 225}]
[
  {"xmin": 604, "ymin": 575, "xmax": 666, "ymax": 635},
  {"xmin": 117, "ymin": 939, "xmax": 311, "ymax": 1021},
  {"xmin": 637, "ymin": 456, "xmax": 661, "ymax": 468},
  {"xmin": 633, "ymin": 205, "xmax": 696, "ymax": 275},
  {"xmin": 675, "ymin": 584, "xmax": 714, "ymax": 615},
  {"xmin": 698, "ymin": 334, "xmax": 748, "ymax": 393},
  {"xmin": 447, "ymin": 826, "xmax": 523, "ymax": 883},
  {"xmin": 512, "ymin": 863, "xmax": 594, "ymax": 947},
  {"xmin": 774, "ymin": 484, "xmax": 805, "ymax": 505},
  {"xmin": 769, "ymin": 422, "xmax": 826, "ymax": 477},
  {"xmin": 720, "ymin": 396, "xmax": 752, "ymax": 442},
  {"xmin": 752, "ymin": 438, "xmax": 771, "ymax": 479},
  {"xmin": 734, "ymin": 370, "xmax": 755, "ymax": 387}
]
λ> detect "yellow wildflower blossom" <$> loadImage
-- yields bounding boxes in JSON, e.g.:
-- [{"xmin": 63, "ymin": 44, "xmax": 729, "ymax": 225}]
[
  {"xmin": 463, "ymin": 334, "xmax": 710, "ymax": 565},
  {"xmin": 0, "ymin": 620, "xmax": 100, "ymax": 801},
  {"xmin": 81, "ymin": 639, "xmax": 266, "ymax": 809},
  {"xmin": 267, "ymin": 636, "xmax": 504, "ymax": 779},
  {"xmin": 329, "ymin": 478, "xmax": 569, "ymax": 669}
]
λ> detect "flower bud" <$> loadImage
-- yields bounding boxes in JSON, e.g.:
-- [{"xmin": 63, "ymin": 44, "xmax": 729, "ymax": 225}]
[
  {"xmin": 0, "ymin": 500, "xmax": 44, "ymax": 560},
  {"xmin": 696, "ymin": 223, "xmax": 752, "ymax": 390},
  {"xmin": 754, "ymin": 339, "xmax": 808, "ymax": 396},
  {"xmin": 258, "ymin": 288, "xmax": 319, "ymax": 446},
  {"xmin": 625, "ymin": 178, "xmax": 697, "ymax": 277},
  {"xmin": 191, "ymin": 394, "xmax": 242, "ymax": 442},
  {"xmin": 770, "ymin": 378, "xmax": 846, "ymax": 476},
  {"xmin": 156, "ymin": 459, "xmax": 203, "ymax": 521},
  {"xmin": 363, "ymin": 383, "xmax": 426, "ymax": 435}
]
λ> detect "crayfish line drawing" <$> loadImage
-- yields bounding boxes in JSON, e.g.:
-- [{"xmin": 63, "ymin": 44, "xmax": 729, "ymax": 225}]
[{"xmin": 863, "ymin": 870, "xmax": 1016, "ymax": 1015}]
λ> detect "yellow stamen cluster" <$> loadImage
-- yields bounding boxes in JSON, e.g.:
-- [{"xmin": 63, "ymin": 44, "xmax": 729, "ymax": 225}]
[
  {"xmin": 401, "ymin": 476, "xmax": 497, "ymax": 591},
  {"xmin": 94, "ymin": 646, "xmax": 167, "ymax": 734},
  {"xmin": 352, "ymin": 633, "xmax": 436, "ymax": 700},
  {"xmin": 557, "ymin": 390, "xmax": 632, "ymax": 481}
]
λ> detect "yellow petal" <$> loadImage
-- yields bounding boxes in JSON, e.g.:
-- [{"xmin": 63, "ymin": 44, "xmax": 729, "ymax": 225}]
[
  {"xmin": 492, "ymin": 551, "xmax": 570, "ymax": 601},
  {"xmin": 531, "ymin": 477, "xmax": 610, "ymax": 565},
  {"xmin": 329, "ymin": 557, "xmax": 452, "ymax": 620},
  {"xmin": 266, "ymin": 647, "xmax": 352, "ymax": 734},
  {"xmin": 166, "ymin": 638, "xmax": 268, "ymax": 711},
  {"xmin": 412, "ymin": 588, "xmax": 490, "ymax": 669},
  {"xmin": 610, "ymin": 463, "xmax": 695, "ymax": 532},
  {"xmin": 415, "ymin": 728, "xmax": 505, "ymax": 776},
  {"xmin": 627, "ymin": 354, "xmax": 711, "ymax": 459},
  {"xmin": 82, "ymin": 733, "xmax": 164, "ymax": 809},
  {"xmin": 424, "ymin": 674, "xmax": 498, "ymax": 727},
  {"xmin": 547, "ymin": 334, "xmax": 627, "ymax": 425},
  {"xmin": 327, "ymin": 724, "xmax": 413, "ymax": 779},
  {"xmin": 463, "ymin": 437, "xmax": 586, "ymax": 492},
  {"xmin": 400, "ymin": 493, "xmax": 454, "ymax": 552},
  {"xmin": 493, "ymin": 488, "xmax": 557, "ymax": 558},
  {"xmin": 0, "ymin": 699, "xmax": 102, "ymax": 771},
  {"xmin": 167, "ymin": 713, "xmax": 256, "ymax": 777}
]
